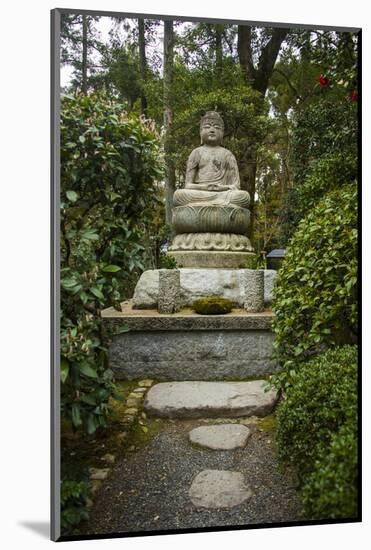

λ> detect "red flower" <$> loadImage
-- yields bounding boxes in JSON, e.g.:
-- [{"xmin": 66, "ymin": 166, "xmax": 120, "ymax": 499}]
[
  {"xmin": 318, "ymin": 75, "xmax": 329, "ymax": 87},
  {"xmin": 350, "ymin": 90, "xmax": 358, "ymax": 101}
]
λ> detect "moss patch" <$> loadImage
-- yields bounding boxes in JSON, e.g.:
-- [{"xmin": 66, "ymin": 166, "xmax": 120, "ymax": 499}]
[
  {"xmin": 129, "ymin": 417, "xmax": 165, "ymax": 448},
  {"xmin": 257, "ymin": 414, "xmax": 277, "ymax": 432},
  {"xmin": 192, "ymin": 296, "xmax": 236, "ymax": 315},
  {"xmin": 108, "ymin": 380, "xmax": 139, "ymax": 422}
]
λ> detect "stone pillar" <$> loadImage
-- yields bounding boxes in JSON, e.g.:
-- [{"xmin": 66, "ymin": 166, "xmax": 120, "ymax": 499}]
[
  {"xmin": 243, "ymin": 269, "xmax": 264, "ymax": 312},
  {"xmin": 158, "ymin": 269, "xmax": 181, "ymax": 314}
]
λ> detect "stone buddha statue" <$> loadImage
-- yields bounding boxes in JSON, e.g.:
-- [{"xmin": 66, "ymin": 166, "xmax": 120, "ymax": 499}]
[
  {"xmin": 173, "ymin": 111, "xmax": 250, "ymax": 209},
  {"xmin": 168, "ymin": 111, "xmax": 254, "ymax": 268}
]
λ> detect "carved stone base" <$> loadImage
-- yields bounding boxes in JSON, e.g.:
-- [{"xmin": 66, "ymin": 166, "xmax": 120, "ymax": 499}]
[
  {"xmin": 169, "ymin": 250, "xmax": 255, "ymax": 268},
  {"xmin": 101, "ymin": 303, "xmax": 276, "ymax": 381},
  {"xmin": 172, "ymin": 205, "xmax": 250, "ymax": 235},
  {"xmin": 169, "ymin": 232, "xmax": 253, "ymax": 252}
]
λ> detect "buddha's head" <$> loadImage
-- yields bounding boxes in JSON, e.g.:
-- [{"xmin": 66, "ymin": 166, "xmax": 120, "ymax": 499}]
[{"xmin": 200, "ymin": 111, "xmax": 224, "ymax": 146}]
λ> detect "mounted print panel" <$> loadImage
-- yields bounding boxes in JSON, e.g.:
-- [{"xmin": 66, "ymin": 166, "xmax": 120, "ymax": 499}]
[{"xmin": 51, "ymin": 8, "xmax": 360, "ymax": 542}]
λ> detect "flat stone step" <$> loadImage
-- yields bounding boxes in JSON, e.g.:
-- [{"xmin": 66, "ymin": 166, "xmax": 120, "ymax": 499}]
[
  {"xmin": 189, "ymin": 470, "xmax": 252, "ymax": 509},
  {"xmin": 189, "ymin": 424, "xmax": 251, "ymax": 450},
  {"xmin": 143, "ymin": 380, "xmax": 278, "ymax": 419}
]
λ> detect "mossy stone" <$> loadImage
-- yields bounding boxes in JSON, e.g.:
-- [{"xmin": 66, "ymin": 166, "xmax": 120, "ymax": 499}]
[{"xmin": 192, "ymin": 296, "xmax": 236, "ymax": 315}]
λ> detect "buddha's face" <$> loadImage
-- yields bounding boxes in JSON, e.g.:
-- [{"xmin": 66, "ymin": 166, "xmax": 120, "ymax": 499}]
[{"xmin": 200, "ymin": 121, "xmax": 223, "ymax": 145}]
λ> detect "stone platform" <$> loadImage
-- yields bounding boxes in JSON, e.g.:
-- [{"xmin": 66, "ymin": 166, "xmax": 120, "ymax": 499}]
[
  {"xmin": 133, "ymin": 268, "xmax": 277, "ymax": 309},
  {"xmin": 101, "ymin": 302, "xmax": 276, "ymax": 381}
]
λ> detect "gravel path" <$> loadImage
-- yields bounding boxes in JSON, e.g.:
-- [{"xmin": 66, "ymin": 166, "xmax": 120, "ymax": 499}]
[{"xmin": 85, "ymin": 418, "xmax": 301, "ymax": 536}]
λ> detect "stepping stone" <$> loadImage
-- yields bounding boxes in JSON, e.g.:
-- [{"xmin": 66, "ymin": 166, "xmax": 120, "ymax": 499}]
[
  {"xmin": 89, "ymin": 468, "xmax": 110, "ymax": 481},
  {"xmin": 189, "ymin": 424, "xmax": 251, "ymax": 450},
  {"xmin": 138, "ymin": 379, "xmax": 154, "ymax": 387},
  {"xmin": 101, "ymin": 453, "xmax": 116, "ymax": 464},
  {"xmin": 144, "ymin": 380, "xmax": 277, "ymax": 419},
  {"xmin": 133, "ymin": 387, "xmax": 147, "ymax": 394},
  {"xmin": 126, "ymin": 398, "xmax": 141, "ymax": 408},
  {"xmin": 189, "ymin": 470, "xmax": 252, "ymax": 509}
]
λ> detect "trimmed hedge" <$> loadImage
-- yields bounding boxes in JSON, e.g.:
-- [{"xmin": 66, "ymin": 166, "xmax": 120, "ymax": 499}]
[
  {"xmin": 276, "ymin": 345, "xmax": 358, "ymax": 519},
  {"xmin": 272, "ymin": 184, "xmax": 357, "ymax": 386},
  {"xmin": 301, "ymin": 420, "xmax": 358, "ymax": 519}
]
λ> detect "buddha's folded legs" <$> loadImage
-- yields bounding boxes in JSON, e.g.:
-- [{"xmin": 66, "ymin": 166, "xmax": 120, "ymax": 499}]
[
  {"xmin": 227, "ymin": 189, "xmax": 251, "ymax": 208},
  {"xmin": 173, "ymin": 188, "xmax": 250, "ymax": 208}
]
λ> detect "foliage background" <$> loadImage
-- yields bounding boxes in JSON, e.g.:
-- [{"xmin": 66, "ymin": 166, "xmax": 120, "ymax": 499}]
[{"xmin": 60, "ymin": 93, "xmax": 163, "ymax": 436}]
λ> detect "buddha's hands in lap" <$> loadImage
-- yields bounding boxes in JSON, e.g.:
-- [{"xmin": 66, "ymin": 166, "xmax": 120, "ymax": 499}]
[
  {"xmin": 207, "ymin": 183, "xmax": 234, "ymax": 192},
  {"xmin": 185, "ymin": 183, "xmax": 227, "ymax": 192},
  {"xmin": 207, "ymin": 183, "xmax": 221, "ymax": 191}
]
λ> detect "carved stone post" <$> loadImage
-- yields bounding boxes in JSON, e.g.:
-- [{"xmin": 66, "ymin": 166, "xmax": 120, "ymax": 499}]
[
  {"xmin": 158, "ymin": 269, "xmax": 181, "ymax": 314},
  {"xmin": 243, "ymin": 269, "xmax": 264, "ymax": 312}
]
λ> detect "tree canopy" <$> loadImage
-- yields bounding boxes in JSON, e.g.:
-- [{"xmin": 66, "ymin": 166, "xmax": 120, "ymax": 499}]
[{"xmin": 61, "ymin": 17, "xmax": 358, "ymax": 249}]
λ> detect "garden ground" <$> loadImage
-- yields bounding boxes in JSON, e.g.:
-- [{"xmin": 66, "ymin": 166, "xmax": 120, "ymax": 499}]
[{"xmin": 63, "ymin": 381, "xmax": 301, "ymax": 536}]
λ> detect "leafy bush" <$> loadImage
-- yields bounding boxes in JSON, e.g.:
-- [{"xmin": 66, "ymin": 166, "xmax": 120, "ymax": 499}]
[
  {"xmin": 276, "ymin": 346, "xmax": 358, "ymax": 519},
  {"xmin": 293, "ymin": 152, "xmax": 357, "ymax": 225},
  {"xmin": 61, "ymin": 480, "xmax": 90, "ymax": 533},
  {"xmin": 159, "ymin": 254, "xmax": 178, "ymax": 269},
  {"xmin": 281, "ymin": 95, "xmax": 357, "ymax": 240},
  {"xmin": 291, "ymin": 98, "xmax": 357, "ymax": 182},
  {"xmin": 192, "ymin": 296, "xmax": 236, "ymax": 314},
  {"xmin": 301, "ymin": 420, "xmax": 358, "ymax": 519},
  {"xmin": 238, "ymin": 253, "xmax": 267, "ymax": 269},
  {"xmin": 272, "ymin": 184, "xmax": 357, "ymax": 385},
  {"xmin": 276, "ymin": 345, "xmax": 357, "ymax": 471},
  {"xmin": 61, "ymin": 93, "xmax": 163, "ymax": 434}
]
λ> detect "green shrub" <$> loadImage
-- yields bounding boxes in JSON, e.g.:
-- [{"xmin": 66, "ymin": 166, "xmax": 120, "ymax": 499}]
[
  {"xmin": 276, "ymin": 346, "xmax": 358, "ymax": 519},
  {"xmin": 294, "ymin": 152, "xmax": 357, "ymax": 224},
  {"xmin": 272, "ymin": 184, "xmax": 357, "ymax": 387},
  {"xmin": 60, "ymin": 92, "xmax": 163, "ymax": 434},
  {"xmin": 61, "ymin": 479, "xmax": 90, "ymax": 534},
  {"xmin": 159, "ymin": 254, "xmax": 178, "ymax": 269},
  {"xmin": 301, "ymin": 420, "xmax": 358, "ymax": 519},
  {"xmin": 276, "ymin": 345, "xmax": 357, "ymax": 471},
  {"xmin": 238, "ymin": 254, "xmax": 267, "ymax": 269},
  {"xmin": 291, "ymin": 98, "xmax": 357, "ymax": 182},
  {"xmin": 281, "ymin": 96, "xmax": 357, "ymax": 240},
  {"xmin": 192, "ymin": 296, "xmax": 236, "ymax": 315}
]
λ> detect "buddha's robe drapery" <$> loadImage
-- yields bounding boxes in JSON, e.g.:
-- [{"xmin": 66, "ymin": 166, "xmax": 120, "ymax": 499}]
[{"xmin": 173, "ymin": 146, "xmax": 250, "ymax": 209}]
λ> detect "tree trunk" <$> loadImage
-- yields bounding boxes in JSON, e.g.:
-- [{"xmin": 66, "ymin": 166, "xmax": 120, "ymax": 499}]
[
  {"xmin": 81, "ymin": 15, "xmax": 88, "ymax": 94},
  {"xmin": 163, "ymin": 20, "xmax": 176, "ymax": 227},
  {"xmin": 138, "ymin": 18, "xmax": 148, "ymax": 117},
  {"xmin": 237, "ymin": 26, "xmax": 256, "ymax": 85},
  {"xmin": 239, "ymin": 145, "xmax": 258, "ymax": 242},
  {"xmin": 215, "ymin": 25, "xmax": 223, "ymax": 80},
  {"xmin": 237, "ymin": 26, "xmax": 288, "ymax": 243}
]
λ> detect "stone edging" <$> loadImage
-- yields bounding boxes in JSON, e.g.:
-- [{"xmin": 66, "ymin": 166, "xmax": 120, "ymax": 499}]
[{"xmin": 87, "ymin": 379, "xmax": 154, "ymax": 505}]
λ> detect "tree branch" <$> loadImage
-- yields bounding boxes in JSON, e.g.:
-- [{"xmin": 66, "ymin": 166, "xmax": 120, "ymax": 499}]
[
  {"xmin": 273, "ymin": 67, "xmax": 302, "ymax": 101},
  {"xmin": 254, "ymin": 28, "xmax": 289, "ymax": 94}
]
